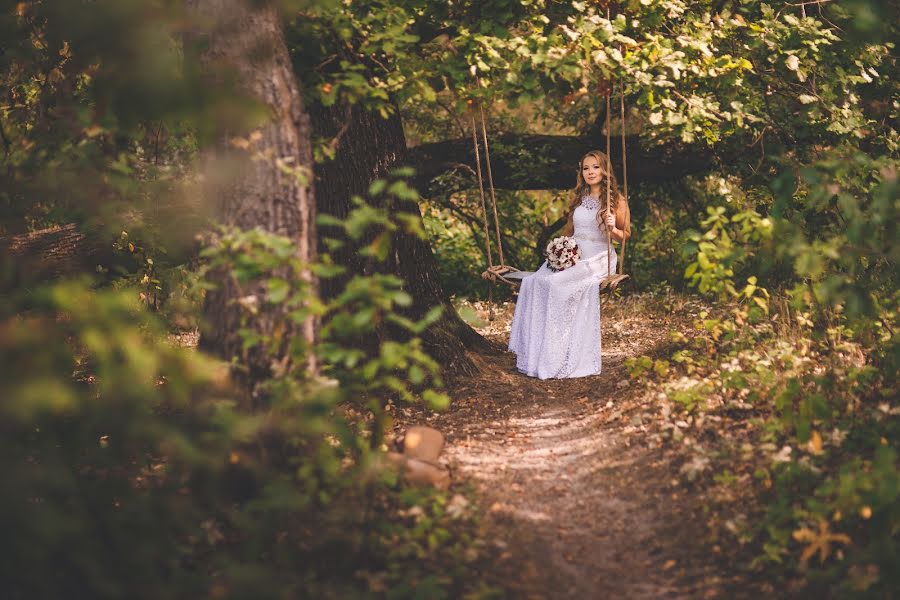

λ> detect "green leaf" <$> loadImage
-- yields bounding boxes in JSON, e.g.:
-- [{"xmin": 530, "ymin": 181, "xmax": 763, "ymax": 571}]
[
  {"xmin": 267, "ymin": 278, "xmax": 290, "ymax": 304},
  {"xmin": 422, "ymin": 389, "xmax": 450, "ymax": 411},
  {"xmin": 368, "ymin": 179, "xmax": 387, "ymax": 197}
]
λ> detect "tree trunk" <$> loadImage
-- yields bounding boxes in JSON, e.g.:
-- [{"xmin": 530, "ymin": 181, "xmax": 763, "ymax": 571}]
[
  {"xmin": 311, "ymin": 101, "xmax": 489, "ymax": 379},
  {"xmin": 187, "ymin": 0, "xmax": 317, "ymax": 396}
]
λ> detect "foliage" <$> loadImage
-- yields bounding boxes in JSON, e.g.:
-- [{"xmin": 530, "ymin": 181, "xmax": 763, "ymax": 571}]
[
  {"xmin": 290, "ymin": 0, "xmax": 895, "ymax": 149},
  {"xmin": 0, "ymin": 0, "xmax": 210, "ymax": 234},
  {"xmin": 423, "ymin": 186, "xmax": 567, "ymax": 299},
  {"xmin": 0, "ymin": 281, "xmax": 228, "ymax": 598},
  {"xmin": 2, "ymin": 5, "xmax": 489, "ymax": 595},
  {"xmin": 624, "ymin": 354, "xmax": 670, "ymax": 380},
  {"xmin": 3, "ymin": 0, "xmax": 898, "ymax": 596},
  {"xmin": 316, "ymin": 174, "xmax": 452, "ymax": 442},
  {"xmin": 625, "ymin": 199, "xmax": 691, "ymax": 292},
  {"xmin": 634, "ymin": 298, "xmax": 899, "ymax": 595},
  {"xmin": 288, "ymin": 0, "xmax": 756, "ymax": 147},
  {"xmin": 2, "ymin": 189, "xmax": 486, "ymax": 598},
  {"xmin": 772, "ymin": 149, "xmax": 899, "ymax": 325},
  {"xmin": 639, "ymin": 3, "xmax": 898, "ymax": 587},
  {"xmin": 681, "ymin": 176, "xmax": 774, "ymax": 301}
]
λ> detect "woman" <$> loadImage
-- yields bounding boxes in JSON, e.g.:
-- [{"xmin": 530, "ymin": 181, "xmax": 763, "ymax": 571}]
[{"xmin": 508, "ymin": 150, "xmax": 631, "ymax": 379}]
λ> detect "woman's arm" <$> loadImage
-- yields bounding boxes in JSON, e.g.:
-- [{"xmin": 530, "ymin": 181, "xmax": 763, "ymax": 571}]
[
  {"xmin": 604, "ymin": 200, "xmax": 631, "ymax": 243},
  {"xmin": 561, "ymin": 211, "xmax": 575, "ymax": 237}
]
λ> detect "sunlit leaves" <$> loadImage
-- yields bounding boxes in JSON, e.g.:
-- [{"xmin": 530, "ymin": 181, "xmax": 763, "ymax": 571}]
[
  {"xmin": 291, "ymin": 0, "xmax": 894, "ymax": 152},
  {"xmin": 682, "ymin": 184, "xmax": 773, "ymax": 305}
]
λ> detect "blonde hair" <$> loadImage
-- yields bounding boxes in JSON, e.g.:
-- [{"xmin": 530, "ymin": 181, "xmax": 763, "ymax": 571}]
[{"xmin": 562, "ymin": 150, "xmax": 624, "ymax": 236}]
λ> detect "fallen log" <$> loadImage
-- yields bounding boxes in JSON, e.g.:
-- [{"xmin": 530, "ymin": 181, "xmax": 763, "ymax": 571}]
[{"xmin": 0, "ymin": 224, "xmax": 111, "ymax": 289}]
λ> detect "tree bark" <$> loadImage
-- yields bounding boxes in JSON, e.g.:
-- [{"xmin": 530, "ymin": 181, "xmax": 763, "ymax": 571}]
[
  {"xmin": 0, "ymin": 224, "xmax": 112, "ymax": 290},
  {"xmin": 408, "ymin": 133, "xmax": 713, "ymax": 192},
  {"xmin": 310, "ymin": 101, "xmax": 489, "ymax": 379},
  {"xmin": 187, "ymin": 0, "xmax": 317, "ymax": 395}
]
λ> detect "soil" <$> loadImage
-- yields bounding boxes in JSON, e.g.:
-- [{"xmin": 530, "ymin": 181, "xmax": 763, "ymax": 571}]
[{"xmin": 393, "ymin": 295, "xmax": 759, "ymax": 599}]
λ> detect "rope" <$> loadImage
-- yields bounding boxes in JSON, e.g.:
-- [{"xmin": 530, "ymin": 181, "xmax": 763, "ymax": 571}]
[
  {"xmin": 605, "ymin": 89, "xmax": 612, "ymax": 278},
  {"xmin": 470, "ymin": 108, "xmax": 496, "ymax": 320},
  {"xmin": 470, "ymin": 110, "xmax": 494, "ymax": 271},
  {"xmin": 619, "ymin": 80, "xmax": 628, "ymax": 276},
  {"xmin": 479, "ymin": 103, "xmax": 505, "ymax": 267},
  {"xmin": 605, "ymin": 4, "xmax": 612, "ymax": 280}
]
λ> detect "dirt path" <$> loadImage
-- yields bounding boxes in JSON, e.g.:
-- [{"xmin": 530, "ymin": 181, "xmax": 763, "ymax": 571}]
[{"xmin": 399, "ymin": 297, "xmax": 744, "ymax": 599}]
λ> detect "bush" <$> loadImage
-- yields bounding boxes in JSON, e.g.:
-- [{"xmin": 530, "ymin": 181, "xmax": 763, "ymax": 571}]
[{"xmin": 1, "ymin": 185, "xmax": 488, "ymax": 599}]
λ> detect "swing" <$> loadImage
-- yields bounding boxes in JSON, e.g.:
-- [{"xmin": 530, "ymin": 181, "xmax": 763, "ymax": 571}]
[{"xmin": 473, "ymin": 81, "xmax": 632, "ymax": 315}]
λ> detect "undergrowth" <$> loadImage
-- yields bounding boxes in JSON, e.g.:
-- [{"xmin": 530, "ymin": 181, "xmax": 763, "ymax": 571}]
[
  {"xmin": 621, "ymin": 150, "xmax": 899, "ymax": 596},
  {"xmin": 1, "ymin": 177, "xmax": 501, "ymax": 599}
]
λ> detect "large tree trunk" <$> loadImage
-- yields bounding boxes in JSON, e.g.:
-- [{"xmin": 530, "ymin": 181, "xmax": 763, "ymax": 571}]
[
  {"xmin": 187, "ymin": 0, "xmax": 317, "ymax": 396},
  {"xmin": 311, "ymin": 102, "xmax": 488, "ymax": 378}
]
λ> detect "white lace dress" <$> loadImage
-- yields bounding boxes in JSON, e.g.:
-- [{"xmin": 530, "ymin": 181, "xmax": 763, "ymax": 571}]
[{"xmin": 508, "ymin": 196, "xmax": 617, "ymax": 379}]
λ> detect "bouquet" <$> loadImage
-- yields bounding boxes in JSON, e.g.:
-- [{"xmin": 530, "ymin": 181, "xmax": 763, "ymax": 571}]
[{"xmin": 545, "ymin": 236, "xmax": 580, "ymax": 272}]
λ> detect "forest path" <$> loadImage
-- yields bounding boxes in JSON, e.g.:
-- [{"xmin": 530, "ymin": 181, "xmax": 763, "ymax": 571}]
[{"xmin": 404, "ymin": 297, "xmax": 737, "ymax": 599}]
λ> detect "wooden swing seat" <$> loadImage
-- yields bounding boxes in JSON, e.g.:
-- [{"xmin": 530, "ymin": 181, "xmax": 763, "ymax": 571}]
[
  {"xmin": 482, "ymin": 264, "xmax": 630, "ymax": 293},
  {"xmin": 599, "ymin": 273, "xmax": 629, "ymax": 293},
  {"xmin": 480, "ymin": 264, "xmax": 527, "ymax": 285}
]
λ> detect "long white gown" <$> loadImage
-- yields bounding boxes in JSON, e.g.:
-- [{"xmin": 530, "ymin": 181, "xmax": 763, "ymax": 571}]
[{"xmin": 508, "ymin": 197, "xmax": 617, "ymax": 379}]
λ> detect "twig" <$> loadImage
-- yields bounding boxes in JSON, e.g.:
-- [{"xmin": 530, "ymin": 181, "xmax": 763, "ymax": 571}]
[
  {"xmin": 786, "ymin": 0, "xmax": 833, "ymax": 7},
  {"xmin": 316, "ymin": 54, "xmax": 340, "ymax": 70},
  {"xmin": 327, "ymin": 104, "xmax": 354, "ymax": 156},
  {"xmin": 751, "ymin": 129, "xmax": 767, "ymax": 175},
  {"xmin": 435, "ymin": 96, "xmax": 468, "ymax": 139},
  {"xmin": 777, "ymin": 0, "xmax": 841, "ymax": 30},
  {"xmin": 671, "ymin": 90, "xmax": 728, "ymax": 122},
  {"xmin": 815, "ymin": 1, "xmax": 842, "ymax": 31},
  {"xmin": 154, "ymin": 122, "xmax": 163, "ymax": 165}
]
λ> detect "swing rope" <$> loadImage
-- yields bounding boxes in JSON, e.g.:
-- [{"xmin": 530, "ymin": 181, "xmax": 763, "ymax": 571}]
[
  {"xmin": 595, "ymin": 4, "xmax": 630, "ymax": 293},
  {"xmin": 472, "ymin": 103, "xmax": 525, "ymax": 319},
  {"xmin": 619, "ymin": 80, "xmax": 629, "ymax": 277},
  {"xmin": 605, "ymin": 87, "xmax": 612, "ymax": 279},
  {"xmin": 604, "ymin": 4, "xmax": 613, "ymax": 279},
  {"xmin": 480, "ymin": 103, "xmax": 505, "ymax": 267},
  {"xmin": 470, "ymin": 109, "xmax": 494, "ymax": 274},
  {"xmin": 473, "ymin": 103, "xmax": 522, "ymax": 292},
  {"xmin": 470, "ymin": 108, "xmax": 498, "ymax": 320}
]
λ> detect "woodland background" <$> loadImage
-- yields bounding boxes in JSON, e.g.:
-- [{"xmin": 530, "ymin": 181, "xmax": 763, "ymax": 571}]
[{"xmin": 0, "ymin": 0, "xmax": 897, "ymax": 598}]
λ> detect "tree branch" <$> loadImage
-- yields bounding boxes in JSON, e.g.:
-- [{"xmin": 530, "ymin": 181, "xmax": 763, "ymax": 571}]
[{"xmin": 408, "ymin": 133, "xmax": 714, "ymax": 193}]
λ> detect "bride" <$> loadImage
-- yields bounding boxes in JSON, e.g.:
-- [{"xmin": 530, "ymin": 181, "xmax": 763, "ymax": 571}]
[{"xmin": 508, "ymin": 150, "xmax": 631, "ymax": 379}]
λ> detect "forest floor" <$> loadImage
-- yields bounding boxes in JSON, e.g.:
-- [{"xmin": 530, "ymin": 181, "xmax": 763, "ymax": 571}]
[{"xmin": 393, "ymin": 294, "xmax": 766, "ymax": 599}]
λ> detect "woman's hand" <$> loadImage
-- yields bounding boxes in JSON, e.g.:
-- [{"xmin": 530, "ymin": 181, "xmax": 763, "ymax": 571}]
[{"xmin": 605, "ymin": 209, "xmax": 616, "ymax": 229}]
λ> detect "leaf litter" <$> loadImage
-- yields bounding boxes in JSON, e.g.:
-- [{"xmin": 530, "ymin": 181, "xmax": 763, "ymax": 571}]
[{"xmin": 394, "ymin": 294, "xmax": 770, "ymax": 598}]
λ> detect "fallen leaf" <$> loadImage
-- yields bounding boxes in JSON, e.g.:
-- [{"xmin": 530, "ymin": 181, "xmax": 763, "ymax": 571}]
[
  {"xmin": 793, "ymin": 520, "xmax": 851, "ymax": 567},
  {"xmin": 808, "ymin": 431, "xmax": 823, "ymax": 455}
]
